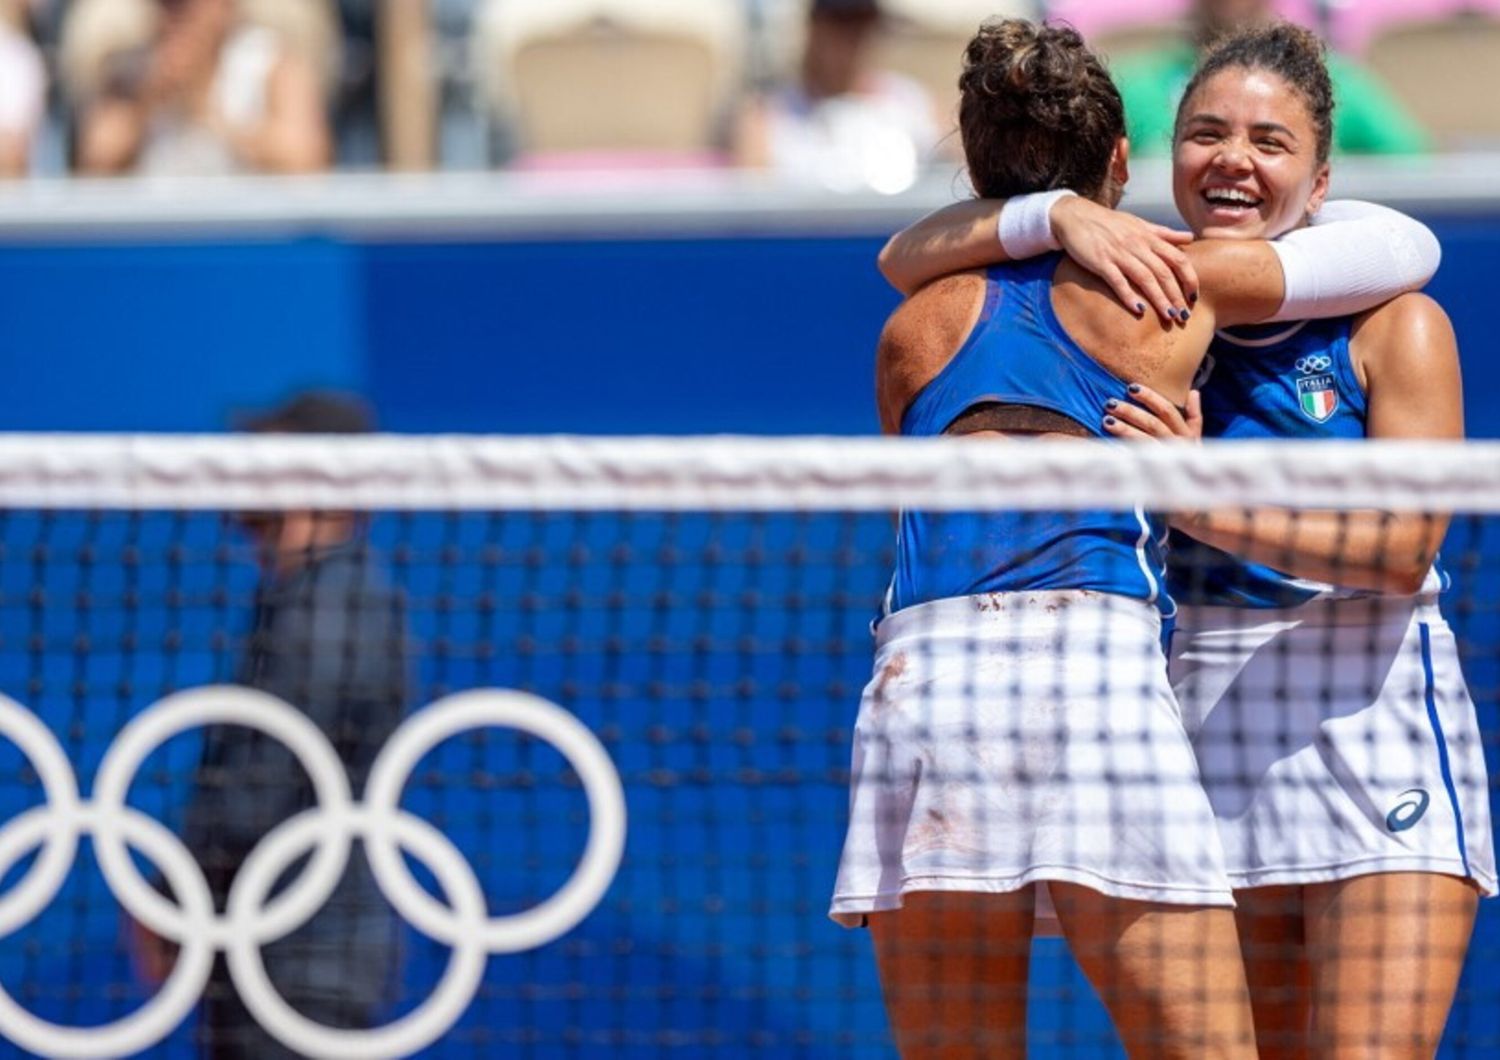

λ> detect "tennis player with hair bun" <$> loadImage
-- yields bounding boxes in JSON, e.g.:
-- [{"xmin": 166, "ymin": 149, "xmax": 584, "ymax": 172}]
[
  {"xmin": 830, "ymin": 17, "xmax": 1443, "ymax": 1058},
  {"xmin": 876, "ymin": 19, "xmax": 1493, "ymax": 1059}
]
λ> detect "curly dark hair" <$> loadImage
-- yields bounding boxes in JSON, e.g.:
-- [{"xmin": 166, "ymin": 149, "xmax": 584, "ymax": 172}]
[
  {"xmin": 958, "ymin": 19, "xmax": 1126, "ymax": 201},
  {"xmin": 1176, "ymin": 21, "xmax": 1336, "ymax": 162}
]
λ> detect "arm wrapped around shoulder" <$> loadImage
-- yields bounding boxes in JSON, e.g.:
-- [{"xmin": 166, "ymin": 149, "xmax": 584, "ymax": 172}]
[{"xmin": 1268, "ymin": 200, "xmax": 1441, "ymax": 322}]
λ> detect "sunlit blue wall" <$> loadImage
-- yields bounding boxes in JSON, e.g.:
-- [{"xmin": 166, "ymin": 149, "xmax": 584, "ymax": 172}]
[
  {"xmin": 1, "ymin": 220, "xmax": 1499, "ymax": 437},
  {"xmin": 0, "ymin": 221, "xmax": 1496, "ymax": 1058}
]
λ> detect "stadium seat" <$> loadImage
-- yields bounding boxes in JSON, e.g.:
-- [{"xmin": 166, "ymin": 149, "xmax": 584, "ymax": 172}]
[
  {"xmin": 1044, "ymin": 0, "xmax": 1188, "ymax": 41},
  {"xmin": 1046, "ymin": 0, "xmax": 1320, "ymax": 63},
  {"xmin": 57, "ymin": 0, "xmax": 155, "ymax": 104},
  {"xmin": 473, "ymin": 0, "xmax": 744, "ymax": 161},
  {"xmin": 1365, "ymin": 11, "xmax": 1500, "ymax": 148},
  {"xmin": 871, "ymin": 0, "xmax": 1034, "ymax": 128},
  {"xmin": 1329, "ymin": 0, "xmax": 1500, "ymax": 54},
  {"xmin": 1273, "ymin": 0, "xmax": 1323, "ymax": 31}
]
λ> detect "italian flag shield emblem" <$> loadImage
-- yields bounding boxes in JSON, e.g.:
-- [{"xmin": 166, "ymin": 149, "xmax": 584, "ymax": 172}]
[{"xmin": 1297, "ymin": 374, "xmax": 1339, "ymax": 422}]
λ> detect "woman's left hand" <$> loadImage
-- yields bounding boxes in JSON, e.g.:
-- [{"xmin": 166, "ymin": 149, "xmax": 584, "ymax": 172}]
[
  {"xmin": 1102, "ymin": 384, "xmax": 1203, "ymax": 442},
  {"xmin": 1104, "ymin": 385, "xmax": 1207, "ymax": 533}
]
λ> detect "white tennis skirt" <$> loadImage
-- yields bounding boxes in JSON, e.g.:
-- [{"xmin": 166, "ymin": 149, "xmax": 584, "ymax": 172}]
[
  {"xmin": 1172, "ymin": 594, "xmax": 1497, "ymax": 895},
  {"xmin": 829, "ymin": 590, "xmax": 1235, "ymax": 927}
]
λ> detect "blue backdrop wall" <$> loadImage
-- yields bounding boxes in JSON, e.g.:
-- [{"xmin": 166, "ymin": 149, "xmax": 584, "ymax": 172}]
[
  {"xmin": 0, "ymin": 220, "xmax": 1497, "ymax": 1058},
  {"xmin": 1, "ymin": 219, "xmax": 1499, "ymax": 437}
]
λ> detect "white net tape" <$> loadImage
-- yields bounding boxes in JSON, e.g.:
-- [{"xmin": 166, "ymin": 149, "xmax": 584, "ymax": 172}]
[{"xmin": 1, "ymin": 435, "xmax": 1498, "ymax": 512}]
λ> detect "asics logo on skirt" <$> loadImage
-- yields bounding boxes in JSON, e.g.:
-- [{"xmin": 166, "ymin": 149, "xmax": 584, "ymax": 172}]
[{"xmin": 1386, "ymin": 788, "xmax": 1431, "ymax": 832}]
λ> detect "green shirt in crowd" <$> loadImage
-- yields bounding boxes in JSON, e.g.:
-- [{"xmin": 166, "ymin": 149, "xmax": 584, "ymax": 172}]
[{"xmin": 1112, "ymin": 44, "xmax": 1430, "ymax": 156}]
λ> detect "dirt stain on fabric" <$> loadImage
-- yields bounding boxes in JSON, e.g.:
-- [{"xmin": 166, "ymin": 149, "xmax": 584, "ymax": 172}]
[{"xmin": 869, "ymin": 652, "xmax": 908, "ymax": 716}]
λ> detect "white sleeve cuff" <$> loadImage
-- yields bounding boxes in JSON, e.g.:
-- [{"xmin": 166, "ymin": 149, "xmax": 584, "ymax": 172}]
[{"xmin": 1269, "ymin": 200, "xmax": 1441, "ymax": 322}]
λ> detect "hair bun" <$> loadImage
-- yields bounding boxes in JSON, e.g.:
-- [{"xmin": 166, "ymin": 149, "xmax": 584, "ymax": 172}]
[
  {"xmin": 960, "ymin": 20, "xmax": 1098, "ymax": 134},
  {"xmin": 957, "ymin": 18, "xmax": 1125, "ymax": 201}
]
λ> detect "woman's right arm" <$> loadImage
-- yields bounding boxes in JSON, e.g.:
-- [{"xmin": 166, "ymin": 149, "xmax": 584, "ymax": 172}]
[
  {"xmin": 877, "ymin": 199, "xmax": 1008, "ymax": 294},
  {"xmin": 1191, "ymin": 202, "xmax": 1442, "ymax": 328},
  {"xmin": 879, "ymin": 194, "xmax": 1198, "ymax": 322}
]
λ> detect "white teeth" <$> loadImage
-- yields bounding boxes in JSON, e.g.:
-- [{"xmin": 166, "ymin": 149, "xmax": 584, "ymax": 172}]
[{"xmin": 1204, "ymin": 188, "xmax": 1260, "ymax": 206}]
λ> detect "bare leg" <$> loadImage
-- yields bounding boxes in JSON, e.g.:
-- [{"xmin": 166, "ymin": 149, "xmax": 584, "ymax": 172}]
[
  {"xmin": 868, "ymin": 888, "xmax": 1035, "ymax": 1059},
  {"xmin": 1304, "ymin": 873, "xmax": 1478, "ymax": 1059},
  {"xmin": 1050, "ymin": 881, "xmax": 1256, "ymax": 1060},
  {"xmin": 1233, "ymin": 885, "xmax": 1314, "ymax": 1060}
]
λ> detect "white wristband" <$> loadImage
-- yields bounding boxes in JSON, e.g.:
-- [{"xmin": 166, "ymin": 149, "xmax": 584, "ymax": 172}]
[{"xmin": 998, "ymin": 189, "xmax": 1077, "ymax": 260}]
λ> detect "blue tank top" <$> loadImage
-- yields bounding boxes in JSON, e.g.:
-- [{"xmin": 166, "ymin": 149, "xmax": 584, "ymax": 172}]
[
  {"xmin": 890, "ymin": 255, "xmax": 1172, "ymax": 616},
  {"xmin": 1169, "ymin": 317, "xmax": 1444, "ymax": 607}
]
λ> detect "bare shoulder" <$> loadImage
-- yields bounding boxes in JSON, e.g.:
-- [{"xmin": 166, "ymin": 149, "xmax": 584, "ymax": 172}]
[
  {"xmin": 1352, "ymin": 291, "xmax": 1455, "ymax": 351},
  {"xmin": 1350, "ymin": 291, "xmax": 1458, "ymax": 379},
  {"xmin": 875, "ymin": 271, "xmax": 989, "ymax": 433},
  {"xmin": 881, "ymin": 271, "xmax": 989, "ymax": 354},
  {"xmin": 1351, "ymin": 293, "xmax": 1463, "ymax": 436}
]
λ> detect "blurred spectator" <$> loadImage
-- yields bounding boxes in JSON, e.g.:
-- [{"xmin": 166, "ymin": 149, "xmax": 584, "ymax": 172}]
[
  {"xmin": 0, "ymin": 0, "xmax": 46, "ymax": 176},
  {"xmin": 1111, "ymin": 0, "xmax": 1430, "ymax": 155},
  {"xmin": 72, "ymin": 0, "xmax": 331, "ymax": 175},
  {"xmin": 734, "ymin": 0, "xmax": 943, "ymax": 193},
  {"xmin": 133, "ymin": 390, "xmax": 407, "ymax": 1058}
]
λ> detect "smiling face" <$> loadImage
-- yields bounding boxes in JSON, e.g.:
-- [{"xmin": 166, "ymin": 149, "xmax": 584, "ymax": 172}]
[{"xmin": 1172, "ymin": 66, "xmax": 1330, "ymax": 240}]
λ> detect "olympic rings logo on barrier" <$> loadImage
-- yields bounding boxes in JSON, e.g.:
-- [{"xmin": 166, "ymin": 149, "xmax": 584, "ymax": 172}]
[
  {"xmin": 1295, "ymin": 354, "xmax": 1333, "ymax": 374},
  {"xmin": 0, "ymin": 686, "xmax": 628, "ymax": 1060}
]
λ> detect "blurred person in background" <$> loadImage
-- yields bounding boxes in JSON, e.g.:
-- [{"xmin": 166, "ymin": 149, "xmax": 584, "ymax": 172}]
[
  {"xmin": 1112, "ymin": 0, "xmax": 1429, "ymax": 155},
  {"xmin": 0, "ymin": 0, "xmax": 46, "ymax": 176},
  {"xmin": 74, "ymin": 0, "xmax": 331, "ymax": 175},
  {"xmin": 134, "ymin": 391, "xmax": 407, "ymax": 1058},
  {"xmin": 734, "ymin": 0, "xmax": 942, "ymax": 193}
]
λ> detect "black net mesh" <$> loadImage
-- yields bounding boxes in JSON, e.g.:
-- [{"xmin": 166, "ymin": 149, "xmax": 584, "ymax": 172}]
[{"xmin": 0, "ymin": 500, "xmax": 1494, "ymax": 1058}]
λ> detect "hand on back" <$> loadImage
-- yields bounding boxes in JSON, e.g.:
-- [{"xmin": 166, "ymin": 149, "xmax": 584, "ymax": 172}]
[
  {"xmin": 1102, "ymin": 384, "xmax": 1204, "ymax": 442},
  {"xmin": 1048, "ymin": 196, "xmax": 1198, "ymax": 325}
]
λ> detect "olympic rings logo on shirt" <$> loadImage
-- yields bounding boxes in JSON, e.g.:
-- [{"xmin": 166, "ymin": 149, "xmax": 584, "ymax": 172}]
[
  {"xmin": 1295, "ymin": 354, "xmax": 1333, "ymax": 374},
  {"xmin": 0, "ymin": 686, "xmax": 628, "ymax": 1060}
]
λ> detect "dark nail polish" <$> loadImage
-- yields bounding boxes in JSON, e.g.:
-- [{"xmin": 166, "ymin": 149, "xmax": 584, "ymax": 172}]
[
  {"xmin": 1180, "ymin": 309, "xmax": 1191, "ymax": 322},
  {"xmin": 1106, "ymin": 399, "xmax": 1118, "ymax": 410},
  {"xmin": 1189, "ymin": 291, "xmax": 1199, "ymax": 305},
  {"xmin": 1167, "ymin": 308, "xmax": 1179, "ymax": 320},
  {"xmin": 1128, "ymin": 384, "xmax": 1142, "ymax": 395},
  {"xmin": 1104, "ymin": 416, "xmax": 1118, "ymax": 427},
  {"xmin": 1136, "ymin": 302, "xmax": 1146, "ymax": 314}
]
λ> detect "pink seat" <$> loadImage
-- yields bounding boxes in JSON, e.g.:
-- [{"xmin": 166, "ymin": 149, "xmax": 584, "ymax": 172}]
[
  {"xmin": 1045, "ymin": 0, "xmax": 1189, "ymax": 40},
  {"xmin": 1045, "ymin": 0, "xmax": 1321, "ymax": 44},
  {"xmin": 1330, "ymin": 0, "xmax": 1500, "ymax": 54},
  {"xmin": 1270, "ymin": 0, "xmax": 1321, "ymax": 31}
]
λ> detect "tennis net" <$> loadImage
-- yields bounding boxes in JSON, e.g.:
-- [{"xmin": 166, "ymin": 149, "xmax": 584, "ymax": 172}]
[{"xmin": 0, "ymin": 434, "xmax": 1495, "ymax": 1059}]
